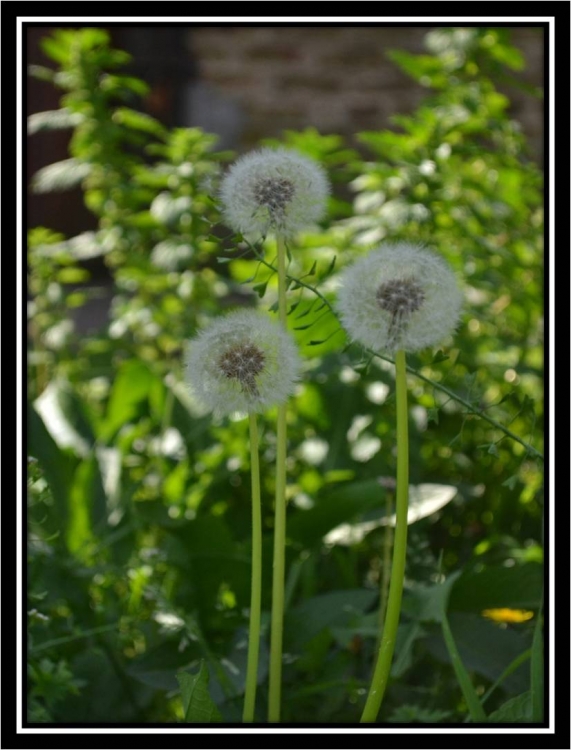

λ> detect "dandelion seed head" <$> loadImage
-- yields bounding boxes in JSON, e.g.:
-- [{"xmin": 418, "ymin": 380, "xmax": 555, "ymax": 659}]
[
  {"xmin": 219, "ymin": 147, "xmax": 329, "ymax": 240},
  {"xmin": 337, "ymin": 243, "xmax": 462, "ymax": 353},
  {"xmin": 185, "ymin": 309, "xmax": 301, "ymax": 415}
]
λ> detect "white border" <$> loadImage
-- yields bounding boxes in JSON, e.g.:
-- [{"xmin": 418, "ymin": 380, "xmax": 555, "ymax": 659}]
[{"xmin": 18, "ymin": 15, "xmax": 554, "ymax": 735}]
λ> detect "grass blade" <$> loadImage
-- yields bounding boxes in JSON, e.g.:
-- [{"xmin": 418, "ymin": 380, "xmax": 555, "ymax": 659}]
[
  {"xmin": 530, "ymin": 602, "xmax": 543, "ymax": 721},
  {"xmin": 441, "ymin": 611, "xmax": 487, "ymax": 723}
]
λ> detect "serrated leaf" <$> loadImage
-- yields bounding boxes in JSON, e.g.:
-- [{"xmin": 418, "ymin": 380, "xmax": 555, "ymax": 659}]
[{"xmin": 177, "ymin": 662, "xmax": 222, "ymax": 723}]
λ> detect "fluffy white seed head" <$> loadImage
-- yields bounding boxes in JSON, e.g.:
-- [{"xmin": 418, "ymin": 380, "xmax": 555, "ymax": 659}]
[
  {"xmin": 219, "ymin": 147, "xmax": 330, "ymax": 240},
  {"xmin": 337, "ymin": 243, "xmax": 463, "ymax": 353},
  {"xmin": 185, "ymin": 309, "xmax": 302, "ymax": 415}
]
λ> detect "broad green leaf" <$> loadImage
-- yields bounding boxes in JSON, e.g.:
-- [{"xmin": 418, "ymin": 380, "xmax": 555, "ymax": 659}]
[
  {"xmin": 488, "ymin": 691, "xmax": 532, "ymax": 723},
  {"xmin": 285, "ymin": 589, "xmax": 377, "ymax": 651},
  {"xmin": 425, "ymin": 612, "xmax": 531, "ymax": 695},
  {"xmin": 34, "ymin": 380, "xmax": 94, "ymax": 457},
  {"xmin": 449, "ymin": 563, "xmax": 543, "ymax": 612},
  {"xmin": 102, "ymin": 360, "xmax": 155, "ymax": 441},
  {"xmin": 288, "ymin": 479, "xmax": 384, "ymax": 548},
  {"xmin": 127, "ymin": 641, "xmax": 201, "ymax": 691},
  {"xmin": 391, "ymin": 621, "xmax": 425, "ymax": 678},
  {"xmin": 441, "ymin": 611, "xmax": 487, "ymax": 723},
  {"xmin": 479, "ymin": 649, "xmax": 531, "ymax": 709},
  {"xmin": 322, "ymin": 483, "xmax": 457, "ymax": 547},
  {"xmin": 177, "ymin": 661, "xmax": 222, "ymax": 723},
  {"xmin": 28, "ymin": 405, "xmax": 78, "ymax": 532},
  {"xmin": 409, "ymin": 571, "xmax": 462, "ymax": 624}
]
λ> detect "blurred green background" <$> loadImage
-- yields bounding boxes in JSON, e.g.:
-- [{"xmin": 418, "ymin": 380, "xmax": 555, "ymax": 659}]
[{"xmin": 27, "ymin": 26, "xmax": 543, "ymax": 724}]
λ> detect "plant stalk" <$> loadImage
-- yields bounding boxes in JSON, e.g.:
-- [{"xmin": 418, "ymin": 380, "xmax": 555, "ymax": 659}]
[
  {"xmin": 268, "ymin": 235, "xmax": 288, "ymax": 722},
  {"xmin": 243, "ymin": 412, "xmax": 262, "ymax": 723},
  {"xmin": 360, "ymin": 349, "xmax": 409, "ymax": 723}
]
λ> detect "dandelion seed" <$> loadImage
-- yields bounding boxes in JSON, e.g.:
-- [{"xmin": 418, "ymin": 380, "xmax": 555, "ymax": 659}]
[
  {"xmin": 185, "ymin": 309, "xmax": 301, "ymax": 416},
  {"xmin": 219, "ymin": 147, "xmax": 330, "ymax": 240},
  {"xmin": 337, "ymin": 243, "xmax": 463, "ymax": 353}
]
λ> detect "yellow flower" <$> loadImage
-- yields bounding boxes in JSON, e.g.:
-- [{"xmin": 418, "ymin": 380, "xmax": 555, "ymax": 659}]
[{"xmin": 481, "ymin": 608, "xmax": 534, "ymax": 623}]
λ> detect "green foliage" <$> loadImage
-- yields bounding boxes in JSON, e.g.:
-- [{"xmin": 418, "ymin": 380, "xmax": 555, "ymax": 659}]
[
  {"xmin": 177, "ymin": 662, "xmax": 222, "ymax": 723},
  {"xmin": 27, "ymin": 26, "xmax": 543, "ymax": 724}
]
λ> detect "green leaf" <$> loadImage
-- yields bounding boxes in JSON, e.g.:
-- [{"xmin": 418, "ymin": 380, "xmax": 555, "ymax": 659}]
[
  {"xmin": 502, "ymin": 475, "xmax": 518, "ymax": 490},
  {"xmin": 323, "ymin": 483, "xmax": 457, "ymax": 547},
  {"xmin": 28, "ymin": 404, "xmax": 79, "ymax": 534},
  {"xmin": 288, "ymin": 478, "xmax": 385, "ymax": 548},
  {"xmin": 34, "ymin": 380, "xmax": 94, "ymax": 457},
  {"xmin": 112, "ymin": 107, "xmax": 167, "ymax": 138},
  {"xmin": 479, "ymin": 649, "xmax": 531, "ymax": 709},
  {"xmin": 427, "ymin": 407, "xmax": 439, "ymax": 425},
  {"xmin": 488, "ymin": 691, "xmax": 532, "ymax": 723},
  {"xmin": 431, "ymin": 350, "xmax": 450, "ymax": 364},
  {"xmin": 441, "ymin": 611, "xmax": 487, "ymax": 722},
  {"xmin": 449, "ymin": 563, "xmax": 543, "ymax": 612},
  {"xmin": 150, "ymin": 192, "xmax": 192, "ymax": 226},
  {"xmin": 530, "ymin": 602, "xmax": 543, "ymax": 721},
  {"xmin": 32, "ymin": 159, "xmax": 92, "ymax": 193},
  {"xmin": 28, "ymin": 109, "xmax": 84, "ymax": 135},
  {"xmin": 177, "ymin": 661, "xmax": 222, "ymax": 723},
  {"xmin": 285, "ymin": 589, "xmax": 378, "ymax": 651},
  {"xmin": 67, "ymin": 457, "xmax": 104, "ymax": 560},
  {"xmin": 34, "ymin": 232, "xmax": 108, "ymax": 261},
  {"xmin": 424, "ymin": 612, "xmax": 531, "ymax": 695},
  {"xmin": 411, "ymin": 571, "xmax": 462, "ymax": 624},
  {"xmin": 28, "ymin": 64, "xmax": 56, "ymax": 83},
  {"xmin": 102, "ymin": 360, "xmax": 155, "ymax": 441},
  {"xmin": 323, "ymin": 255, "xmax": 336, "ymax": 277},
  {"xmin": 252, "ymin": 280, "xmax": 268, "ymax": 298}
]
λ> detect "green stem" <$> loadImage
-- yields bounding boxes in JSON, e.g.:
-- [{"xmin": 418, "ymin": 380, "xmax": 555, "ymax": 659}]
[
  {"xmin": 376, "ymin": 492, "xmax": 393, "ymax": 656},
  {"xmin": 360, "ymin": 349, "xmax": 409, "ymax": 723},
  {"xmin": 243, "ymin": 413, "xmax": 262, "ymax": 723},
  {"xmin": 268, "ymin": 235, "xmax": 288, "ymax": 723}
]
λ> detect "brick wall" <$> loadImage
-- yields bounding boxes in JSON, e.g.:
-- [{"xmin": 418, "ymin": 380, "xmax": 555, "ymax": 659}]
[{"xmin": 186, "ymin": 25, "xmax": 544, "ymax": 158}]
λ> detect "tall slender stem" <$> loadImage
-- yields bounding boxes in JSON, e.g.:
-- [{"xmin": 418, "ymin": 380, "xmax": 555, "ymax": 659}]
[
  {"xmin": 360, "ymin": 349, "xmax": 409, "ymax": 723},
  {"xmin": 243, "ymin": 413, "xmax": 262, "ymax": 723},
  {"xmin": 268, "ymin": 235, "xmax": 288, "ymax": 722},
  {"xmin": 376, "ymin": 492, "xmax": 393, "ymax": 656}
]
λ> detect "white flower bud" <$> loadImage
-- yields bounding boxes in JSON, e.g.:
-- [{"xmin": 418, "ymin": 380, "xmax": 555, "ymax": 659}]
[
  {"xmin": 185, "ymin": 309, "xmax": 302, "ymax": 415},
  {"xmin": 219, "ymin": 147, "xmax": 330, "ymax": 240},
  {"xmin": 337, "ymin": 243, "xmax": 463, "ymax": 353}
]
